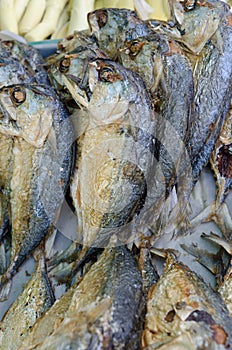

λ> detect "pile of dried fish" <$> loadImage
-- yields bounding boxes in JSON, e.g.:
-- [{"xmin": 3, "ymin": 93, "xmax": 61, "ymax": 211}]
[{"xmin": 0, "ymin": 0, "xmax": 232, "ymax": 349}]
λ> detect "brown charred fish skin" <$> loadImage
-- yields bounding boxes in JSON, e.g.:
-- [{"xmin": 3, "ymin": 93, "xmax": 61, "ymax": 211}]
[
  {"xmin": 0, "ymin": 250, "xmax": 54, "ymax": 350},
  {"xmin": 0, "ymin": 84, "xmax": 74, "ymax": 287},
  {"xmin": 142, "ymin": 254, "xmax": 232, "ymax": 349},
  {"xmin": 25, "ymin": 246, "xmax": 144, "ymax": 350}
]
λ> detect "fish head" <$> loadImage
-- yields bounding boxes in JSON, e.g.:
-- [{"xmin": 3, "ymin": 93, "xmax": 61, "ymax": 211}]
[
  {"xmin": 119, "ymin": 35, "xmax": 168, "ymax": 92},
  {"xmin": 0, "ymin": 84, "xmax": 54, "ymax": 147},
  {"xmin": 87, "ymin": 8, "xmax": 150, "ymax": 59},
  {"xmin": 56, "ymin": 29, "xmax": 96, "ymax": 54},
  {"xmin": 70, "ymin": 58, "xmax": 137, "ymax": 126},
  {"xmin": 151, "ymin": 0, "xmax": 227, "ymax": 54},
  {"xmin": 47, "ymin": 52, "xmax": 86, "ymax": 92},
  {"xmin": 47, "ymin": 47, "xmax": 107, "ymax": 97}
]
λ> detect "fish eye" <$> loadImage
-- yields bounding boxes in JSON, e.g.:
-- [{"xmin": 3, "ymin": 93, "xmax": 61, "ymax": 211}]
[
  {"xmin": 10, "ymin": 86, "xmax": 26, "ymax": 106},
  {"xmin": 96, "ymin": 9, "xmax": 108, "ymax": 29},
  {"xmin": 2, "ymin": 41, "xmax": 14, "ymax": 50},
  {"xmin": 98, "ymin": 65, "xmax": 123, "ymax": 83},
  {"xmin": 59, "ymin": 57, "xmax": 71, "ymax": 73},
  {"xmin": 98, "ymin": 66, "xmax": 115, "ymax": 82},
  {"xmin": 182, "ymin": 0, "xmax": 196, "ymax": 11},
  {"xmin": 128, "ymin": 41, "xmax": 143, "ymax": 58}
]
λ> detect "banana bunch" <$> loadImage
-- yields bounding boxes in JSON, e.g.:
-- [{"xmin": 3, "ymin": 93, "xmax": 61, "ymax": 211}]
[{"xmin": 0, "ymin": 0, "xmax": 170, "ymax": 42}]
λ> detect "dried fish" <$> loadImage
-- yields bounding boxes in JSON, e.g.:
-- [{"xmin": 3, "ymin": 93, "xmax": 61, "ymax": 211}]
[
  {"xmin": 150, "ymin": 0, "xmax": 228, "ymax": 55},
  {"xmin": 0, "ymin": 84, "xmax": 74, "ymax": 299},
  {"xmin": 23, "ymin": 245, "xmax": 144, "ymax": 350},
  {"xmin": 142, "ymin": 251, "xmax": 232, "ymax": 349},
  {"xmin": 19, "ymin": 279, "xmax": 77, "ymax": 350},
  {"xmin": 119, "ymin": 34, "xmax": 194, "ymax": 224},
  {"xmin": 63, "ymin": 57, "xmax": 160, "ymax": 253},
  {"xmin": 0, "ymin": 248, "xmax": 54, "ymax": 350},
  {"xmin": 150, "ymin": 0, "xmax": 232, "ymax": 186},
  {"xmin": 46, "ymin": 45, "xmax": 107, "ymax": 106}
]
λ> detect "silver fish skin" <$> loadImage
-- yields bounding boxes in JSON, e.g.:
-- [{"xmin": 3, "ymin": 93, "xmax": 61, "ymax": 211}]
[
  {"xmin": 142, "ymin": 253, "xmax": 232, "ymax": 349},
  {"xmin": 87, "ymin": 8, "xmax": 152, "ymax": 59},
  {"xmin": 0, "ymin": 84, "xmax": 74, "ymax": 297},
  {"xmin": 25, "ymin": 245, "xmax": 144, "ymax": 350},
  {"xmin": 0, "ymin": 249, "xmax": 54, "ymax": 350},
  {"xmin": 65, "ymin": 58, "xmax": 158, "ymax": 250}
]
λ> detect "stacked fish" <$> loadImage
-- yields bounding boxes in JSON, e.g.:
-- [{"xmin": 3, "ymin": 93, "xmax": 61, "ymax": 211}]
[{"xmin": 0, "ymin": 0, "xmax": 232, "ymax": 349}]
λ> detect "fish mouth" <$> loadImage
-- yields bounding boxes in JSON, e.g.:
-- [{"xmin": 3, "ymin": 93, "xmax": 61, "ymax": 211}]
[{"xmin": 63, "ymin": 74, "xmax": 90, "ymax": 108}]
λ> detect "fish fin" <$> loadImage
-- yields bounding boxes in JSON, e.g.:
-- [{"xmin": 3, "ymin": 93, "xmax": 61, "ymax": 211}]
[
  {"xmin": 201, "ymin": 232, "xmax": 232, "ymax": 255},
  {"xmin": 0, "ymin": 277, "xmax": 12, "ymax": 301},
  {"xmin": 150, "ymin": 246, "xmax": 179, "ymax": 259}
]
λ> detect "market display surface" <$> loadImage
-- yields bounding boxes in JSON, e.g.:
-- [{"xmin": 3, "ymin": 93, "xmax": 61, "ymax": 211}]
[{"xmin": 0, "ymin": 0, "xmax": 232, "ymax": 349}]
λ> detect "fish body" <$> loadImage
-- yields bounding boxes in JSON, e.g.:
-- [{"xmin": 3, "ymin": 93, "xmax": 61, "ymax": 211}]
[
  {"xmin": 188, "ymin": 20, "xmax": 232, "ymax": 183},
  {"xmin": 0, "ymin": 84, "xmax": 74, "ymax": 295},
  {"xmin": 0, "ymin": 249, "xmax": 54, "ymax": 350},
  {"xmin": 119, "ymin": 35, "xmax": 194, "ymax": 198},
  {"xmin": 66, "ymin": 58, "xmax": 158, "ymax": 248},
  {"xmin": 24, "ymin": 245, "xmax": 144, "ymax": 350},
  {"xmin": 87, "ymin": 8, "xmax": 152, "ymax": 59},
  {"xmin": 142, "ymin": 253, "xmax": 232, "ymax": 349}
]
